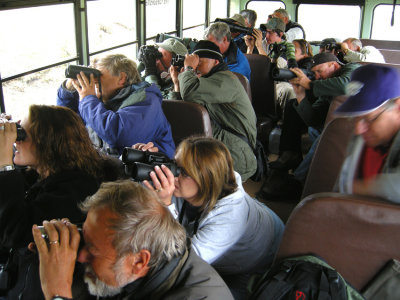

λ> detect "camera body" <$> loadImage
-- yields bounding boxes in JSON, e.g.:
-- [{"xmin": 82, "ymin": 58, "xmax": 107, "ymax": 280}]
[
  {"xmin": 271, "ymin": 43, "xmax": 287, "ymax": 55},
  {"xmin": 15, "ymin": 123, "xmax": 26, "ymax": 142},
  {"xmin": 171, "ymin": 54, "xmax": 185, "ymax": 69},
  {"xmin": 137, "ymin": 45, "xmax": 163, "ymax": 64},
  {"xmin": 272, "ymin": 67, "xmax": 315, "ymax": 81},
  {"xmin": 65, "ymin": 65, "xmax": 101, "ymax": 79},
  {"xmin": 122, "ymin": 148, "xmax": 180, "ymax": 181},
  {"xmin": 215, "ymin": 18, "xmax": 254, "ymax": 36}
]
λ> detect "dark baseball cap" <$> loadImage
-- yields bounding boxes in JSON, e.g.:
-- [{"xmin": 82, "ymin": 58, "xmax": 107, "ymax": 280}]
[
  {"xmin": 312, "ymin": 52, "xmax": 343, "ymax": 68},
  {"xmin": 192, "ymin": 40, "xmax": 224, "ymax": 62}
]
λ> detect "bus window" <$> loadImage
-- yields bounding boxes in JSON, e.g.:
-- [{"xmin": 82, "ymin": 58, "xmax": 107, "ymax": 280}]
[
  {"xmin": 371, "ymin": 4, "xmax": 400, "ymax": 41},
  {"xmin": 183, "ymin": 26, "xmax": 205, "ymax": 40},
  {"xmin": 87, "ymin": 0, "xmax": 137, "ymax": 53},
  {"xmin": 210, "ymin": 0, "xmax": 228, "ymax": 22},
  {"xmin": 0, "ymin": 4, "xmax": 75, "ymax": 121},
  {"xmin": 183, "ymin": 0, "xmax": 206, "ymax": 29},
  {"xmin": 298, "ymin": 4, "xmax": 361, "ymax": 41},
  {"xmin": 146, "ymin": 0, "xmax": 176, "ymax": 38},
  {"xmin": 246, "ymin": 0, "xmax": 285, "ymax": 28}
]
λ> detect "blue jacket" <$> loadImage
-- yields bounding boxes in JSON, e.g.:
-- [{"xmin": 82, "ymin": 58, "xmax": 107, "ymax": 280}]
[
  {"xmin": 224, "ymin": 42, "xmax": 251, "ymax": 82},
  {"xmin": 57, "ymin": 81, "xmax": 175, "ymax": 158}
]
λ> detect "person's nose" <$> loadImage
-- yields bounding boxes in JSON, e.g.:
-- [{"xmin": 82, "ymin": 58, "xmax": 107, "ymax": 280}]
[{"xmin": 354, "ymin": 119, "xmax": 368, "ymax": 135}]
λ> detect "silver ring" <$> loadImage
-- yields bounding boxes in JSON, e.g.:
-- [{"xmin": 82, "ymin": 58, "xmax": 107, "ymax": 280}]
[{"xmin": 49, "ymin": 240, "xmax": 59, "ymax": 245}]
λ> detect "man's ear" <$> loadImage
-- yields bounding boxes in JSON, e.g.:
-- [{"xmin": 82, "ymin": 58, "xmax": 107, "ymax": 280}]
[
  {"xmin": 118, "ymin": 72, "xmax": 127, "ymax": 87},
  {"xmin": 125, "ymin": 250, "xmax": 151, "ymax": 279}
]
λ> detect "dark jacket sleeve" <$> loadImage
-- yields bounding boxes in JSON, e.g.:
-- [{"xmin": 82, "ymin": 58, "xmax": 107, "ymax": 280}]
[
  {"xmin": 56, "ymin": 83, "xmax": 80, "ymax": 114},
  {"xmin": 0, "ymin": 170, "xmax": 98, "ymax": 249}
]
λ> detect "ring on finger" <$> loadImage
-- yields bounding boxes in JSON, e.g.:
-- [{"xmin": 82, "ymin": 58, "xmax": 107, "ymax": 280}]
[
  {"xmin": 156, "ymin": 188, "xmax": 163, "ymax": 193},
  {"xmin": 49, "ymin": 240, "xmax": 59, "ymax": 245}
]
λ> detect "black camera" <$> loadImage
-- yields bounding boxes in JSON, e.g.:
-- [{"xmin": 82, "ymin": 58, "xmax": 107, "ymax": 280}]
[
  {"xmin": 16, "ymin": 123, "xmax": 26, "ymax": 142},
  {"xmin": 137, "ymin": 45, "xmax": 163, "ymax": 64},
  {"xmin": 122, "ymin": 148, "xmax": 180, "ymax": 181},
  {"xmin": 171, "ymin": 54, "xmax": 185, "ymax": 69},
  {"xmin": 271, "ymin": 43, "xmax": 287, "ymax": 55},
  {"xmin": 215, "ymin": 18, "xmax": 254, "ymax": 36},
  {"xmin": 65, "ymin": 65, "xmax": 101, "ymax": 79},
  {"xmin": 272, "ymin": 67, "xmax": 315, "ymax": 81}
]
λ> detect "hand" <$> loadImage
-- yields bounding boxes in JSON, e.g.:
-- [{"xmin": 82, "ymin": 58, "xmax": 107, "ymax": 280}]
[
  {"xmin": 169, "ymin": 65, "xmax": 180, "ymax": 92},
  {"xmin": 289, "ymin": 82, "xmax": 306, "ymax": 104},
  {"xmin": 0, "ymin": 120, "xmax": 17, "ymax": 166},
  {"xmin": 132, "ymin": 142, "xmax": 159, "ymax": 153},
  {"xmin": 143, "ymin": 53, "xmax": 158, "ymax": 77},
  {"xmin": 244, "ymin": 35, "xmax": 255, "ymax": 53},
  {"xmin": 143, "ymin": 165, "xmax": 175, "ymax": 206},
  {"xmin": 289, "ymin": 68, "xmax": 311, "ymax": 90},
  {"xmin": 32, "ymin": 219, "xmax": 80, "ymax": 300},
  {"xmin": 340, "ymin": 42, "xmax": 349, "ymax": 52},
  {"xmin": 65, "ymin": 79, "xmax": 76, "ymax": 91},
  {"xmin": 71, "ymin": 72, "xmax": 97, "ymax": 101},
  {"xmin": 183, "ymin": 54, "xmax": 199, "ymax": 70}
]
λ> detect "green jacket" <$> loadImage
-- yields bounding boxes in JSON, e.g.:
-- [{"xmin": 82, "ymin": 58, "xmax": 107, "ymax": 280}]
[
  {"xmin": 178, "ymin": 67, "xmax": 257, "ymax": 181},
  {"xmin": 294, "ymin": 62, "xmax": 360, "ymax": 131}
]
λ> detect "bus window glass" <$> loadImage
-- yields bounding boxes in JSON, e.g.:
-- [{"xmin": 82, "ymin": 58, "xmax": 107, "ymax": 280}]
[
  {"xmin": 2, "ymin": 64, "xmax": 69, "ymax": 121},
  {"xmin": 371, "ymin": 4, "xmax": 400, "ymax": 40},
  {"xmin": 0, "ymin": 4, "xmax": 75, "ymax": 78},
  {"xmin": 246, "ymin": 0, "xmax": 285, "ymax": 28},
  {"xmin": 90, "ymin": 44, "xmax": 138, "ymax": 62},
  {"xmin": 183, "ymin": 0, "xmax": 206, "ymax": 28},
  {"xmin": 210, "ymin": 0, "xmax": 228, "ymax": 22},
  {"xmin": 146, "ymin": 0, "xmax": 176, "ymax": 38},
  {"xmin": 298, "ymin": 4, "xmax": 361, "ymax": 41},
  {"xmin": 183, "ymin": 27, "xmax": 205, "ymax": 41},
  {"xmin": 87, "ymin": 0, "xmax": 136, "ymax": 53}
]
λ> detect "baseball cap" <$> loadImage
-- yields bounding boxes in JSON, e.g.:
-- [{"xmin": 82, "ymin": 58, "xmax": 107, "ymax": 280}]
[
  {"xmin": 228, "ymin": 14, "xmax": 246, "ymax": 27},
  {"xmin": 192, "ymin": 40, "xmax": 224, "ymax": 62},
  {"xmin": 311, "ymin": 52, "xmax": 342, "ymax": 68},
  {"xmin": 335, "ymin": 64, "xmax": 400, "ymax": 117},
  {"xmin": 157, "ymin": 38, "xmax": 188, "ymax": 56},
  {"xmin": 261, "ymin": 17, "xmax": 285, "ymax": 32}
]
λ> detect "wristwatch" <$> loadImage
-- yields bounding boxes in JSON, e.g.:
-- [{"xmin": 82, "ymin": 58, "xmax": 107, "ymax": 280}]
[
  {"xmin": 52, "ymin": 296, "xmax": 73, "ymax": 300},
  {"xmin": 184, "ymin": 66, "xmax": 194, "ymax": 72},
  {"xmin": 0, "ymin": 165, "xmax": 15, "ymax": 172}
]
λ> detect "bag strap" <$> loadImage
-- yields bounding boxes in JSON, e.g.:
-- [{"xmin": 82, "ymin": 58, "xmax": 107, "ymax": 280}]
[{"xmin": 212, "ymin": 118, "xmax": 254, "ymax": 151}]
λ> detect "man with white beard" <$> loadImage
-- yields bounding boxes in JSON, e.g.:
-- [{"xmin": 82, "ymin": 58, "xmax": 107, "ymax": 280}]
[{"xmin": 32, "ymin": 180, "xmax": 233, "ymax": 300}]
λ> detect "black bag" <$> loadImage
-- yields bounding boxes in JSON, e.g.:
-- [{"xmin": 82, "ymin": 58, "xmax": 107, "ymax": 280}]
[
  {"xmin": 0, "ymin": 248, "xmax": 18, "ymax": 295},
  {"xmin": 250, "ymin": 139, "xmax": 269, "ymax": 182},
  {"xmin": 247, "ymin": 255, "xmax": 365, "ymax": 300}
]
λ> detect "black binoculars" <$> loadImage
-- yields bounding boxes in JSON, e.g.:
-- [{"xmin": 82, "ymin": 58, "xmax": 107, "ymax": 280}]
[
  {"xmin": 122, "ymin": 148, "xmax": 180, "ymax": 181},
  {"xmin": 65, "ymin": 65, "xmax": 101, "ymax": 79}
]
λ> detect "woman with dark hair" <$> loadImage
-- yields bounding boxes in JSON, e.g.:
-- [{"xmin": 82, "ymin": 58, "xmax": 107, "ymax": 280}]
[
  {"xmin": 142, "ymin": 136, "xmax": 284, "ymax": 299},
  {"xmin": 0, "ymin": 105, "xmax": 123, "ymax": 298},
  {"xmin": 293, "ymin": 39, "xmax": 313, "ymax": 70}
]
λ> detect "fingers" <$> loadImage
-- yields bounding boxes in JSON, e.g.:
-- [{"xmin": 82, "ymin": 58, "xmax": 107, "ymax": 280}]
[{"xmin": 32, "ymin": 224, "xmax": 49, "ymax": 257}]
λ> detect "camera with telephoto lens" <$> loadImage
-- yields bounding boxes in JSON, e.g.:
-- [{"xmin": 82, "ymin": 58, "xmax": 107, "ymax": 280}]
[
  {"xmin": 65, "ymin": 65, "xmax": 101, "ymax": 79},
  {"xmin": 272, "ymin": 67, "xmax": 315, "ymax": 81},
  {"xmin": 15, "ymin": 123, "xmax": 26, "ymax": 141},
  {"xmin": 122, "ymin": 148, "xmax": 180, "ymax": 181},
  {"xmin": 171, "ymin": 54, "xmax": 185, "ymax": 69},
  {"xmin": 137, "ymin": 45, "xmax": 163, "ymax": 64}
]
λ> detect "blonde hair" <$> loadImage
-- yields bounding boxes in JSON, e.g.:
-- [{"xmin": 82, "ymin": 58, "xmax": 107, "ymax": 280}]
[{"xmin": 176, "ymin": 136, "xmax": 237, "ymax": 213}]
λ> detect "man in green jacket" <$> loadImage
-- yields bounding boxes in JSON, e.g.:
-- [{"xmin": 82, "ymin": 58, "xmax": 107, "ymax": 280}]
[
  {"xmin": 260, "ymin": 53, "xmax": 359, "ymax": 199},
  {"xmin": 170, "ymin": 40, "xmax": 257, "ymax": 181}
]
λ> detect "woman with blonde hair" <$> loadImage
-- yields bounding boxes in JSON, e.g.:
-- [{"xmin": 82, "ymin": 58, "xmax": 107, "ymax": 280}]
[{"xmin": 143, "ymin": 136, "xmax": 284, "ymax": 299}]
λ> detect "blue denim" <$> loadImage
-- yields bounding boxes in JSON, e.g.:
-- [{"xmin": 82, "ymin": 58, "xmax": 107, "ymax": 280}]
[{"xmin": 294, "ymin": 127, "xmax": 321, "ymax": 183}]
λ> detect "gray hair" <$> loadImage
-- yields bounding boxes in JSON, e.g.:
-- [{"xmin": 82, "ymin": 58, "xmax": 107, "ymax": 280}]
[
  {"xmin": 204, "ymin": 22, "xmax": 231, "ymax": 43},
  {"xmin": 240, "ymin": 9, "xmax": 257, "ymax": 27},
  {"xmin": 345, "ymin": 38, "xmax": 363, "ymax": 50},
  {"xmin": 80, "ymin": 180, "xmax": 187, "ymax": 271},
  {"xmin": 92, "ymin": 54, "xmax": 141, "ymax": 86},
  {"xmin": 274, "ymin": 8, "xmax": 290, "ymax": 20}
]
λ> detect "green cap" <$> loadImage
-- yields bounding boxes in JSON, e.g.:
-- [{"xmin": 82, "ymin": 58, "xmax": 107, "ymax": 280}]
[
  {"xmin": 157, "ymin": 38, "xmax": 188, "ymax": 56},
  {"xmin": 264, "ymin": 17, "xmax": 285, "ymax": 32}
]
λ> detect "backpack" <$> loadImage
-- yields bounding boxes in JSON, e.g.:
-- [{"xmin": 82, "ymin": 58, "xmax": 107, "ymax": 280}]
[{"xmin": 247, "ymin": 255, "xmax": 365, "ymax": 300}]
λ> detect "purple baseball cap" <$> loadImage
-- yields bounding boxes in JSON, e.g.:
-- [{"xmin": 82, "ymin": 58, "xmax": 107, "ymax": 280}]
[{"xmin": 335, "ymin": 64, "xmax": 400, "ymax": 117}]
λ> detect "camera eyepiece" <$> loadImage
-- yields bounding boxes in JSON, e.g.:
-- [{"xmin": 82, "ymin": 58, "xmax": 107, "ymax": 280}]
[{"xmin": 16, "ymin": 123, "xmax": 26, "ymax": 142}]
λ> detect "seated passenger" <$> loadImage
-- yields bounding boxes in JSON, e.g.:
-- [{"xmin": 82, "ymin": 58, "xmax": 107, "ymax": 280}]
[
  {"xmin": 335, "ymin": 64, "xmax": 400, "ymax": 202},
  {"xmin": 340, "ymin": 38, "xmax": 385, "ymax": 63},
  {"xmin": 138, "ymin": 38, "xmax": 189, "ymax": 99},
  {"xmin": 245, "ymin": 17, "xmax": 297, "ymax": 69},
  {"xmin": 259, "ymin": 53, "xmax": 360, "ymax": 200},
  {"xmin": 237, "ymin": 9, "xmax": 258, "ymax": 53},
  {"xmin": 33, "ymin": 181, "xmax": 234, "ymax": 300},
  {"xmin": 204, "ymin": 22, "xmax": 251, "ymax": 81},
  {"xmin": 0, "ymin": 105, "xmax": 122, "ymax": 299},
  {"xmin": 143, "ymin": 136, "xmax": 285, "ymax": 299},
  {"xmin": 170, "ymin": 40, "xmax": 257, "ymax": 181},
  {"xmin": 56, "ymin": 53, "xmax": 175, "ymax": 158},
  {"xmin": 271, "ymin": 8, "xmax": 306, "ymax": 42}
]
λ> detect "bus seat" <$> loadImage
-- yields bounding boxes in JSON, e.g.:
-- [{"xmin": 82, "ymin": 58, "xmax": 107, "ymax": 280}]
[
  {"xmin": 162, "ymin": 100, "xmax": 213, "ymax": 146},
  {"xmin": 377, "ymin": 49, "xmax": 400, "ymax": 64},
  {"xmin": 244, "ymin": 54, "xmax": 276, "ymax": 118},
  {"xmin": 302, "ymin": 117, "xmax": 355, "ymax": 199},
  {"xmin": 359, "ymin": 61, "xmax": 400, "ymax": 73},
  {"xmin": 232, "ymin": 72, "xmax": 252, "ymax": 102},
  {"xmin": 324, "ymin": 95, "xmax": 348, "ymax": 127},
  {"xmin": 360, "ymin": 39, "xmax": 400, "ymax": 51},
  {"xmin": 275, "ymin": 193, "xmax": 400, "ymax": 291}
]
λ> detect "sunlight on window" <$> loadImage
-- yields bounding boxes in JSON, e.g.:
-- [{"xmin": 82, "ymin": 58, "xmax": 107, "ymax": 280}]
[
  {"xmin": 210, "ymin": 0, "xmax": 228, "ymax": 22},
  {"xmin": 298, "ymin": 4, "xmax": 361, "ymax": 41},
  {"xmin": 371, "ymin": 4, "xmax": 400, "ymax": 41},
  {"xmin": 247, "ymin": 0, "xmax": 285, "ymax": 28},
  {"xmin": 183, "ymin": 0, "xmax": 206, "ymax": 28},
  {"xmin": 146, "ymin": 0, "xmax": 176, "ymax": 38}
]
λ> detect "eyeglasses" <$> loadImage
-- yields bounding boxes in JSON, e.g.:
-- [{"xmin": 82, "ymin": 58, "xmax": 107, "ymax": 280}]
[{"xmin": 354, "ymin": 107, "xmax": 388, "ymax": 128}]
